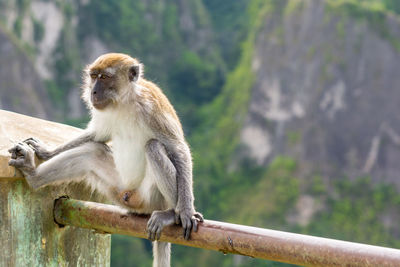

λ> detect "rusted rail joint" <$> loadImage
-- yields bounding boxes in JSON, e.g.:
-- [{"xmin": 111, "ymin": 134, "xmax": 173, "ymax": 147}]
[{"xmin": 54, "ymin": 198, "xmax": 400, "ymax": 267}]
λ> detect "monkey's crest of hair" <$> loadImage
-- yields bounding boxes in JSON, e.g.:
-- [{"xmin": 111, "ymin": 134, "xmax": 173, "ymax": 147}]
[
  {"xmin": 90, "ymin": 53, "xmax": 140, "ymax": 71},
  {"xmin": 81, "ymin": 53, "xmax": 144, "ymax": 109}
]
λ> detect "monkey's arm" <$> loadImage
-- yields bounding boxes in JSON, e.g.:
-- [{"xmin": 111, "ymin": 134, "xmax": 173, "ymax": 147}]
[{"xmin": 24, "ymin": 131, "xmax": 97, "ymax": 160}]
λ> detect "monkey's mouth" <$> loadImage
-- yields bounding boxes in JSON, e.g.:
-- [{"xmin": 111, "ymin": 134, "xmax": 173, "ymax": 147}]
[{"xmin": 92, "ymin": 98, "xmax": 112, "ymax": 110}]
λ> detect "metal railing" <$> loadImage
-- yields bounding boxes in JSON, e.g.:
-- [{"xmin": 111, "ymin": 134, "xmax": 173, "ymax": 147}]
[{"xmin": 54, "ymin": 197, "xmax": 400, "ymax": 267}]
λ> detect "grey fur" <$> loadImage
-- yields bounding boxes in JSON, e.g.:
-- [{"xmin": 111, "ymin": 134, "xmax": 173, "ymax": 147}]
[
  {"xmin": 145, "ymin": 139, "xmax": 177, "ymax": 208},
  {"xmin": 153, "ymin": 241, "xmax": 170, "ymax": 267},
  {"xmin": 9, "ymin": 142, "xmax": 118, "ymax": 196}
]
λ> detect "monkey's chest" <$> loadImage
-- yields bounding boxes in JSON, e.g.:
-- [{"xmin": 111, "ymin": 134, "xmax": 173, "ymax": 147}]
[{"xmin": 112, "ymin": 128, "xmax": 154, "ymax": 189}]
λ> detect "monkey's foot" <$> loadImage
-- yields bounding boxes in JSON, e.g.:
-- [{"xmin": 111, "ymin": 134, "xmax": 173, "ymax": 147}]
[
  {"xmin": 147, "ymin": 209, "xmax": 175, "ymax": 241},
  {"xmin": 8, "ymin": 142, "xmax": 36, "ymax": 176},
  {"xmin": 24, "ymin": 137, "xmax": 52, "ymax": 160},
  {"xmin": 175, "ymin": 209, "xmax": 204, "ymax": 240}
]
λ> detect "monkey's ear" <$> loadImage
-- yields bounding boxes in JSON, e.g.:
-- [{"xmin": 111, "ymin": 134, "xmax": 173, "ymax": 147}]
[{"xmin": 129, "ymin": 65, "xmax": 141, "ymax": 82}]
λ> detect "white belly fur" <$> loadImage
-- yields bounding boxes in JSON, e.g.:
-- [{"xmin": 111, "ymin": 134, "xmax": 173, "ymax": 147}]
[
  {"xmin": 92, "ymin": 108, "xmax": 159, "ymax": 208},
  {"xmin": 112, "ymin": 122, "xmax": 155, "ymax": 183}
]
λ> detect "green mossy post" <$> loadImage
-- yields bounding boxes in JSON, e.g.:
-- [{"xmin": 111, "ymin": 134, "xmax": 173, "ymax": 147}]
[{"xmin": 0, "ymin": 110, "xmax": 110, "ymax": 267}]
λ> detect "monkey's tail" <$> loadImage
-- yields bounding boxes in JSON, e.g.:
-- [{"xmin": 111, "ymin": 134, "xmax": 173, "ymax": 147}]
[{"xmin": 153, "ymin": 241, "xmax": 171, "ymax": 267}]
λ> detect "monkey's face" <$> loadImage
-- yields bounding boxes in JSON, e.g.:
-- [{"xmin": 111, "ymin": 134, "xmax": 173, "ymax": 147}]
[
  {"xmin": 82, "ymin": 53, "xmax": 142, "ymax": 110},
  {"xmin": 89, "ymin": 70, "xmax": 116, "ymax": 110}
]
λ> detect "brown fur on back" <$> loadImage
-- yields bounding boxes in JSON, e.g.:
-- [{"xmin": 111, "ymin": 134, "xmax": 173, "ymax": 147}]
[
  {"xmin": 139, "ymin": 79, "xmax": 180, "ymax": 122},
  {"xmin": 136, "ymin": 78, "xmax": 184, "ymax": 140}
]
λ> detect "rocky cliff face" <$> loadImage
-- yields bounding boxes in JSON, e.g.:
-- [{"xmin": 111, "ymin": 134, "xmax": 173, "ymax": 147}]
[
  {"xmin": 0, "ymin": 0, "xmax": 82, "ymax": 119},
  {"xmin": 0, "ymin": 26, "xmax": 53, "ymax": 119},
  {"xmin": 240, "ymin": 1, "xmax": 400, "ymax": 188}
]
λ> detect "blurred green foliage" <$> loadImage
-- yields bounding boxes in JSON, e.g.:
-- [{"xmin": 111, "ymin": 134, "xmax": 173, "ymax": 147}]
[
  {"xmin": 305, "ymin": 177, "xmax": 400, "ymax": 248},
  {"xmin": 32, "ymin": 17, "xmax": 44, "ymax": 43},
  {"xmin": 111, "ymin": 235, "xmax": 152, "ymax": 267},
  {"xmin": 327, "ymin": 0, "xmax": 400, "ymax": 51},
  {"xmin": 202, "ymin": 0, "xmax": 249, "ymax": 68},
  {"xmin": 169, "ymin": 50, "xmax": 223, "ymax": 106}
]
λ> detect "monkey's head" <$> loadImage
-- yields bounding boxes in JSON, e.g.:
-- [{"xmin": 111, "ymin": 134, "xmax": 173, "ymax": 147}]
[{"xmin": 82, "ymin": 53, "xmax": 143, "ymax": 110}]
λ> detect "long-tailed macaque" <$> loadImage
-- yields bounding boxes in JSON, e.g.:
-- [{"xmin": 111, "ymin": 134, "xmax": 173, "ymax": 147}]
[{"xmin": 9, "ymin": 53, "xmax": 203, "ymax": 267}]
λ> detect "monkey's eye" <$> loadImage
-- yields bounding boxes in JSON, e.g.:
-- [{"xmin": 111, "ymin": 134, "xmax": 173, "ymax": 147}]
[
  {"xmin": 90, "ymin": 74, "xmax": 98, "ymax": 80},
  {"xmin": 99, "ymin": 74, "xmax": 110, "ymax": 80}
]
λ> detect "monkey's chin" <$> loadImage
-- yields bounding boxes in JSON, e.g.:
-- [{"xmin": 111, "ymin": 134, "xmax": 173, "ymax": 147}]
[{"xmin": 92, "ymin": 101, "xmax": 111, "ymax": 110}]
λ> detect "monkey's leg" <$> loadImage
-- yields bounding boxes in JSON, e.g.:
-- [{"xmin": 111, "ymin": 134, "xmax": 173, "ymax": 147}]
[{"xmin": 9, "ymin": 142, "xmax": 116, "ymax": 190}]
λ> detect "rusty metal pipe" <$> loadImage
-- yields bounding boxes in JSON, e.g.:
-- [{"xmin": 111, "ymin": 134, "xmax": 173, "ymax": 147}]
[{"xmin": 54, "ymin": 197, "xmax": 400, "ymax": 266}]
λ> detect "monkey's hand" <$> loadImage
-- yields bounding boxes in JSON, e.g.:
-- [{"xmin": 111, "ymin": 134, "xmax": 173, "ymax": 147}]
[
  {"xmin": 147, "ymin": 209, "xmax": 176, "ymax": 241},
  {"xmin": 8, "ymin": 142, "xmax": 36, "ymax": 177},
  {"xmin": 175, "ymin": 208, "xmax": 204, "ymax": 240},
  {"xmin": 24, "ymin": 137, "xmax": 53, "ymax": 160}
]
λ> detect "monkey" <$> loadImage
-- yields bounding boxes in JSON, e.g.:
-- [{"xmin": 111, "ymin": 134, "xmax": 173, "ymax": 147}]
[{"xmin": 8, "ymin": 53, "xmax": 203, "ymax": 267}]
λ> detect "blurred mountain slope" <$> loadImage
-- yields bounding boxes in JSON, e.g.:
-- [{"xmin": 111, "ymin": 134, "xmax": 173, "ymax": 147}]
[
  {"xmin": 191, "ymin": 0, "xmax": 400, "ymax": 265},
  {"xmin": 243, "ymin": 0, "xmax": 400, "ymax": 186}
]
